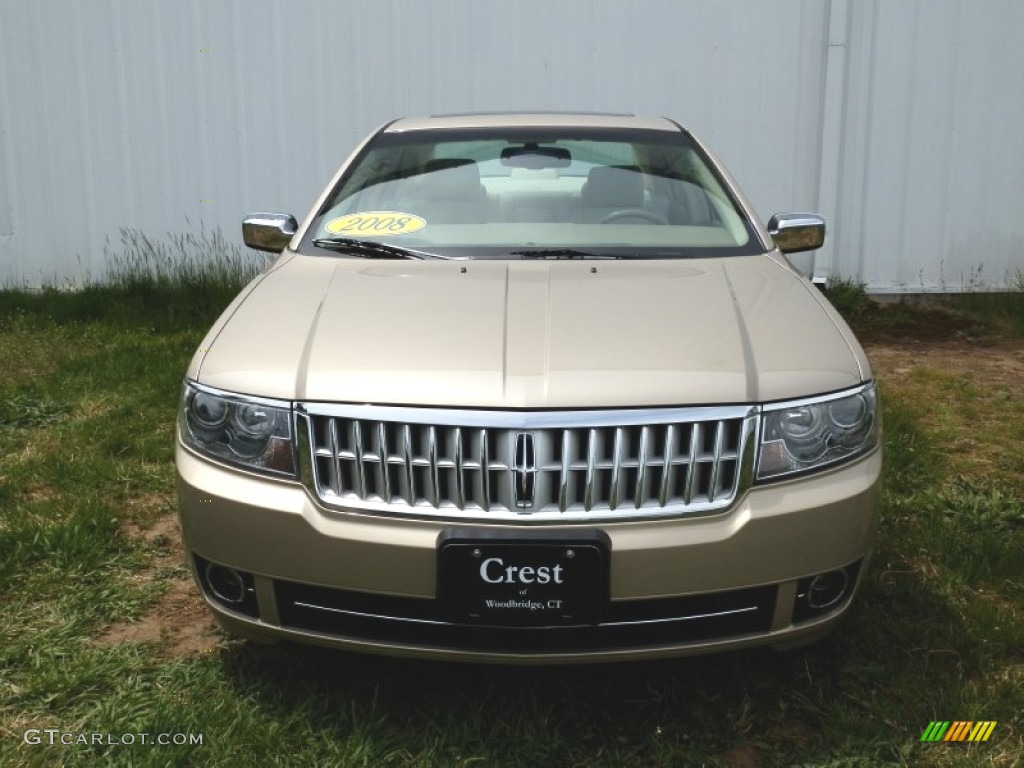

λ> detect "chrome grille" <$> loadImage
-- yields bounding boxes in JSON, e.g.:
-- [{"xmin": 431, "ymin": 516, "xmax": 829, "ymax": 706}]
[{"xmin": 297, "ymin": 404, "xmax": 757, "ymax": 522}]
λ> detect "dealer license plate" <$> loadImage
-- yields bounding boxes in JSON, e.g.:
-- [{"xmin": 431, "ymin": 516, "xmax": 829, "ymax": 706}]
[{"xmin": 438, "ymin": 535, "xmax": 607, "ymax": 627}]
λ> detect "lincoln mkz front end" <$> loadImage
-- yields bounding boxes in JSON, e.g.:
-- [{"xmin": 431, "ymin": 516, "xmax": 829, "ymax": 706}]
[
  {"xmin": 175, "ymin": 113, "xmax": 881, "ymax": 663},
  {"xmin": 177, "ymin": 380, "xmax": 879, "ymax": 663}
]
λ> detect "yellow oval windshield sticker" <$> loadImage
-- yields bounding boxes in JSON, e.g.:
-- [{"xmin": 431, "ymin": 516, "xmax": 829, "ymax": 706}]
[{"xmin": 325, "ymin": 211, "xmax": 426, "ymax": 237}]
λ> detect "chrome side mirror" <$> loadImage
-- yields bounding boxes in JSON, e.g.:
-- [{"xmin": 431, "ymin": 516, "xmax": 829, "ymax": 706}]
[
  {"xmin": 767, "ymin": 213, "xmax": 826, "ymax": 254},
  {"xmin": 242, "ymin": 213, "xmax": 298, "ymax": 253}
]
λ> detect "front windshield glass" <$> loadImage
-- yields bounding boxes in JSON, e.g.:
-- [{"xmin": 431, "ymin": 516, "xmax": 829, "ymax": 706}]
[{"xmin": 305, "ymin": 127, "xmax": 763, "ymax": 258}]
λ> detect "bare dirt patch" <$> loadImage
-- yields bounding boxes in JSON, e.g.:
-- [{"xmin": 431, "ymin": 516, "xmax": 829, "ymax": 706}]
[
  {"xmin": 120, "ymin": 504, "xmax": 180, "ymax": 544},
  {"xmin": 864, "ymin": 338, "xmax": 1024, "ymax": 386},
  {"xmin": 864, "ymin": 338, "xmax": 1024, "ymax": 489},
  {"xmin": 95, "ymin": 510, "xmax": 222, "ymax": 657}
]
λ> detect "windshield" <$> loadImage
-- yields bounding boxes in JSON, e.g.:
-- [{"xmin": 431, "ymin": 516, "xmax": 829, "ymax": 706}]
[{"xmin": 305, "ymin": 127, "xmax": 764, "ymax": 258}]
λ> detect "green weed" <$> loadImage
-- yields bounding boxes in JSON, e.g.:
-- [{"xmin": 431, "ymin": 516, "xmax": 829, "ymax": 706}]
[
  {"xmin": 823, "ymin": 277, "xmax": 1024, "ymax": 341},
  {"xmin": 0, "ymin": 224, "xmax": 270, "ymax": 333}
]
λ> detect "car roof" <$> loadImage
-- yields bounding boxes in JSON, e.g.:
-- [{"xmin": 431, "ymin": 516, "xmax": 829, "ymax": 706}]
[{"xmin": 383, "ymin": 112, "xmax": 683, "ymax": 133}]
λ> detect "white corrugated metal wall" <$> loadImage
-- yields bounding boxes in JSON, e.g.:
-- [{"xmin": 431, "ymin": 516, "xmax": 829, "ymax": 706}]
[
  {"xmin": 0, "ymin": 0, "xmax": 1021, "ymax": 291},
  {"xmin": 827, "ymin": 0, "xmax": 1024, "ymax": 291}
]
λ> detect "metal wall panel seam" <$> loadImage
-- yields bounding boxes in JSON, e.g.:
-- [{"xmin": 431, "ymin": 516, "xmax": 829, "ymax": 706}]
[
  {"xmin": 71, "ymin": 0, "xmax": 100, "ymax": 279},
  {"xmin": 190, "ymin": 0, "xmax": 212, "ymax": 230},
  {"xmin": 151, "ymin": 2, "xmax": 175, "ymax": 237},
  {"xmin": 111, "ymin": 0, "xmax": 136, "ymax": 228},
  {"xmin": 853, "ymin": 0, "xmax": 880, "ymax": 287},
  {"xmin": 0, "ymin": 6, "xmax": 19, "ymax": 252},
  {"xmin": 814, "ymin": 0, "xmax": 851, "ymax": 283},
  {"xmin": 30, "ymin": 1, "xmax": 60, "ymax": 279},
  {"xmin": 231, "ymin": 0, "xmax": 250, "ymax": 217}
]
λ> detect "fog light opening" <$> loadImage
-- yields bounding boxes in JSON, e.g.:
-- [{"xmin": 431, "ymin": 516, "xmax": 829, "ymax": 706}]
[
  {"xmin": 806, "ymin": 570, "xmax": 849, "ymax": 610},
  {"xmin": 205, "ymin": 563, "xmax": 247, "ymax": 604}
]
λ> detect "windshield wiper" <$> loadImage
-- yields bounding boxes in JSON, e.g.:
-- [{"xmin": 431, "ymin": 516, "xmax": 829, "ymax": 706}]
[
  {"xmin": 509, "ymin": 249, "xmax": 622, "ymax": 260},
  {"xmin": 312, "ymin": 237, "xmax": 444, "ymax": 260}
]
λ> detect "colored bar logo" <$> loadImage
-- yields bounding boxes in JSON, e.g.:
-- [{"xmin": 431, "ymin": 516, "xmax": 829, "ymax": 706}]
[{"xmin": 920, "ymin": 721, "xmax": 997, "ymax": 742}]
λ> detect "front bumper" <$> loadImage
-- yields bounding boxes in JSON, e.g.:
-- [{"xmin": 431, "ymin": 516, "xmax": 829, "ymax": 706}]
[{"xmin": 175, "ymin": 442, "xmax": 881, "ymax": 663}]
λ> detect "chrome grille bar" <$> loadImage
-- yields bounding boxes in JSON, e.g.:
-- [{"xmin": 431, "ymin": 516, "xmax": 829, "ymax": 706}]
[
  {"xmin": 558, "ymin": 428, "xmax": 571, "ymax": 511},
  {"xmin": 453, "ymin": 427, "xmax": 465, "ymax": 510},
  {"xmin": 377, "ymin": 422, "xmax": 391, "ymax": 502},
  {"xmin": 300, "ymin": 403, "xmax": 757, "ymax": 523},
  {"xmin": 608, "ymin": 427, "xmax": 623, "ymax": 511},
  {"xmin": 479, "ymin": 428, "xmax": 490, "ymax": 513},
  {"xmin": 401, "ymin": 424, "xmax": 414, "ymax": 506},
  {"xmin": 427, "ymin": 425, "xmax": 439, "ymax": 508},
  {"xmin": 352, "ymin": 420, "xmax": 366, "ymax": 500},
  {"xmin": 327, "ymin": 418, "xmax": 342, "ymax": 496},
  {"xmin": 709, "ymin": 421, "xmax": 725, "ymax": 503},
  {"xmin": 684, "ymin": 422, "xmax": 700, "ymax": 505},
  {"xmin": 659, "ymin": 424, "xmax": 675, "ymax": 507},
  {"xmin": 584, "ymin": 427, "xmax": 598, "ymax": 512},
  {"xmin": 634, "ymin": 425, "xmax": 649, "ymax": 509}
]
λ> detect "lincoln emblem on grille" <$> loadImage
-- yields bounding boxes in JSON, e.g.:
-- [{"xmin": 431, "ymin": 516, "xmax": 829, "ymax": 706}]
[{"xmin": 512, "ymin": 432, "xmax": 537, "ymax": 508}]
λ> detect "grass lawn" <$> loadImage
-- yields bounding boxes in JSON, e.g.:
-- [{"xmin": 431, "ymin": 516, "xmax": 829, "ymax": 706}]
[{"xmin": 0, "ymin": 254, "xmax": 1021, "ymax": 766}]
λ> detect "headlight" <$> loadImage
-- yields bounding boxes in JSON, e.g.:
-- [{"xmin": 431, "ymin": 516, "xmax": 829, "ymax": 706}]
[
  {"xmin": 757, "ymin": 384, "xmax": 878, "ymax": 480},
  {"xmin": 179, "ymin": 382, "xmax": 295, "ymax": 475}
]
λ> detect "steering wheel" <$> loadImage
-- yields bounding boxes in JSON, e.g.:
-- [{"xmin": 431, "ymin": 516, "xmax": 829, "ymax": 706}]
[{"xmin": 597, "ymin": 209, "xmax": 668, "ymax": 225}]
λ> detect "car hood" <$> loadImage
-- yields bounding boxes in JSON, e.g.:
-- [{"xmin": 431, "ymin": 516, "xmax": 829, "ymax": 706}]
[{"xmin": 192, "ymin": 254, "xmax": 869, "ymax": 407}]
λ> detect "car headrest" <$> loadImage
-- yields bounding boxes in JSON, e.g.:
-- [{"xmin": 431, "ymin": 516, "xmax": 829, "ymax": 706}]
[
  {"xmin": 421, "ymin": 159, "xmax": 483, "ymax": 199},
  {"xmin": 581, "ymin": 165, "xmax": 644, "ymax": 208}
]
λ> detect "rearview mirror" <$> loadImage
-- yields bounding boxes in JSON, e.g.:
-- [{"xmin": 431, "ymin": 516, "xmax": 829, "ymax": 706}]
[
  {"xmin": 500, "ymin": 144, "xmax": 572, "ymax": 169},
  {"xmin": 242, "ymin": 213, "xmax": 298, "ymax": 253},
  {"xmin": 767, "ymin": 213, "xmax": 826, "ymax": 254}
]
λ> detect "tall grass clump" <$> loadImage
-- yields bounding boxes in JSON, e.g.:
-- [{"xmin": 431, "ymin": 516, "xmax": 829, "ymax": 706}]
[
  {"xmin": 100, "ymin": 225, "xmax": 272, "ymax": 326},
  {"xmin": 822, "ymin": 275, "xmax": 1024, "ymax": 341},
  {"xmin": 948, "ymin": 267, "xmax": 1024, "ymax": 336},
  {"xmin": 107, "ymin": 226, "xmax": 264, "ymax": 291},
  {"xmin": 822, "ymin": 277, "xmax": 875, "ymax": 322},
  {"xmin": 0, "ymin": 225, "xmax": 272, "ymax": 331}
]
